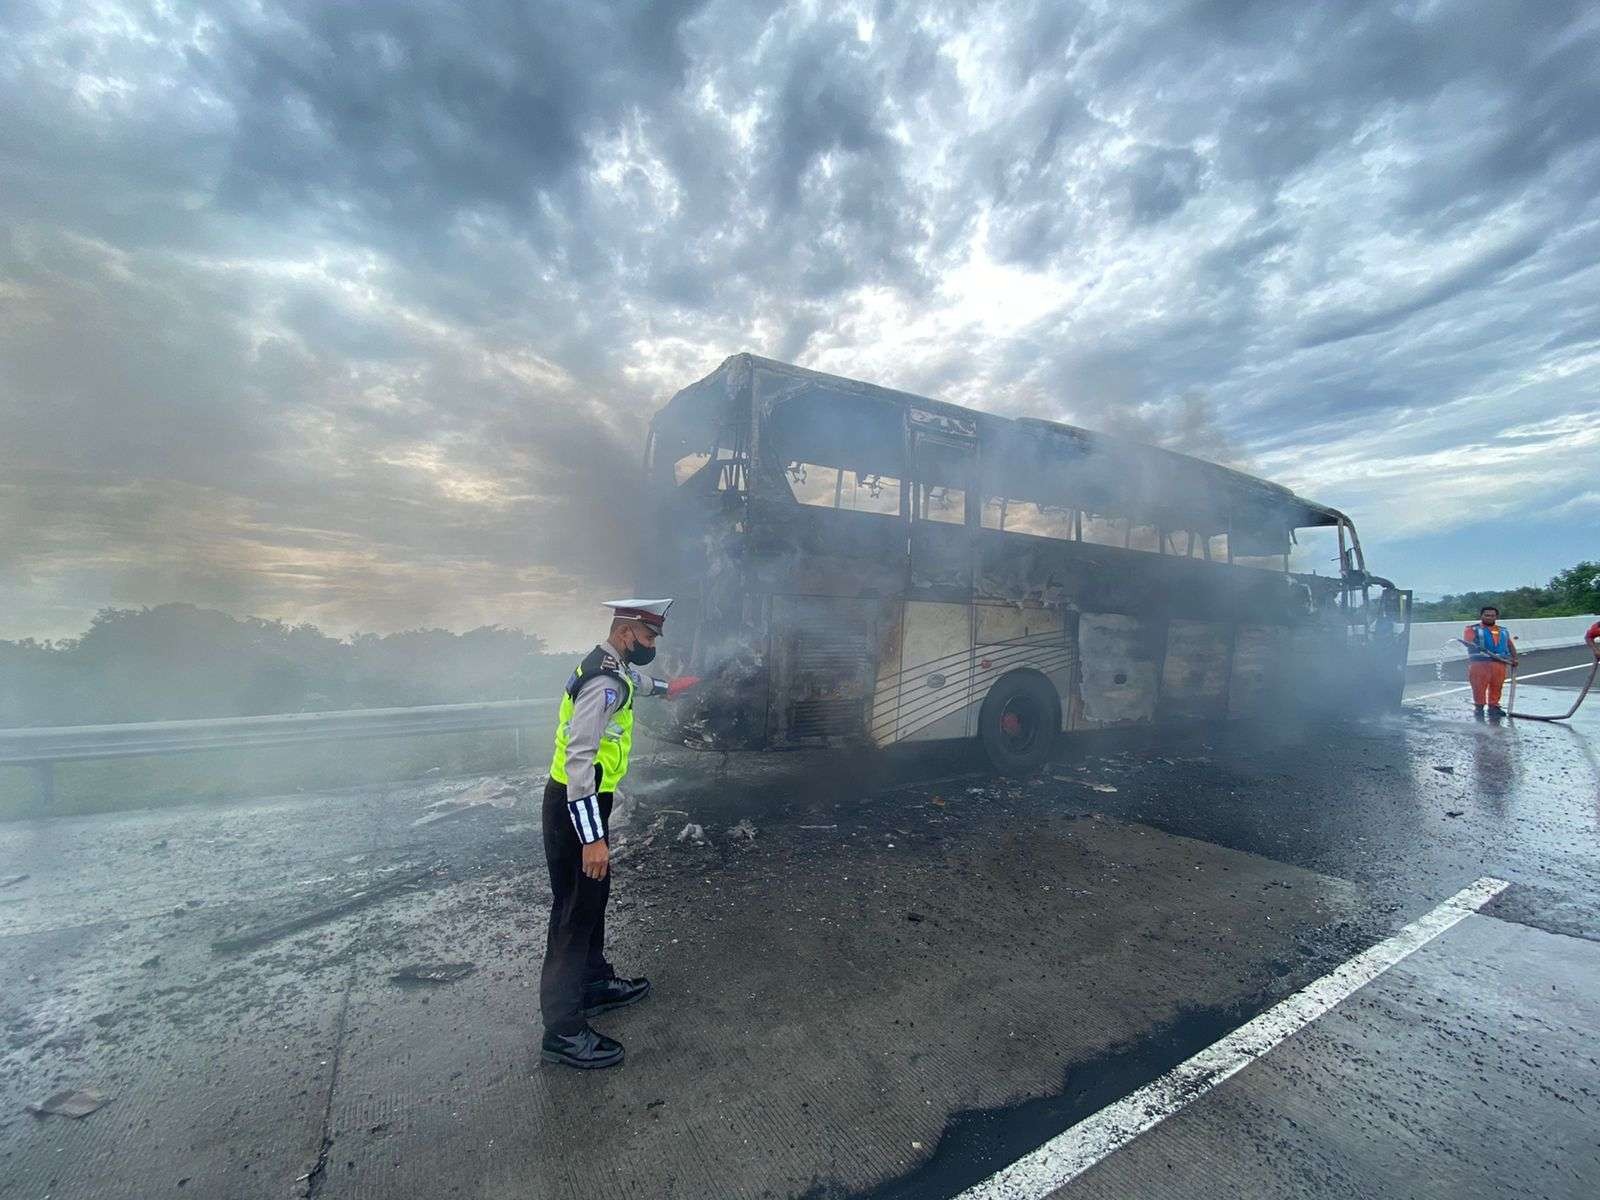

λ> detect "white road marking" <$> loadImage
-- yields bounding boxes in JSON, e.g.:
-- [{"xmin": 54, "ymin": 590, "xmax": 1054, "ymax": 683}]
[
  {"xmin": 1409, "ymin": 660, "xmax": 1594, "ymax": 701},
  {"xmin": 955, "ymin": 876, "xmax": 1510, "ymax": 1200}
]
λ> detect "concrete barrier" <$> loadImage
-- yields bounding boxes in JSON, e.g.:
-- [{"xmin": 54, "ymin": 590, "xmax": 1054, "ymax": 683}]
[
  {"xmin": 1407, "ymin": 614, "xmax": 1598, "ymax": 665},
  {"xmin": 0, "ymin": 698, "xmax": 559, "ymax": 807}
]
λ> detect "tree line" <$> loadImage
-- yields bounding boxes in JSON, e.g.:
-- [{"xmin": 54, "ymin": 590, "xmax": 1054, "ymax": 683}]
[
  {"xmin": 0, "ymin": 604, "xmax": 574, "ymax": 728},
  {"xmin": 1410, "ymin": 561, "xmax": 1600, "ymax": 622}
]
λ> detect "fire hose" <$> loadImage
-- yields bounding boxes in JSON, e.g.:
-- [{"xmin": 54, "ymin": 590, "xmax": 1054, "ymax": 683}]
[
  {"xmin": 1509, "ymin": 656, "xmax": 1599, "ymax": 723},
  {"xmin": 1452, "ymin": 637, "xmax": 1597, "ymax": 723}
]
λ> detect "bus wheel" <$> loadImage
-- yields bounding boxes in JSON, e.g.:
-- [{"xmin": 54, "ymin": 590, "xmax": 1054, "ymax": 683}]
[{"xmin": 979, "ymin": 672, "xmax": 1059, "ymax": 775}]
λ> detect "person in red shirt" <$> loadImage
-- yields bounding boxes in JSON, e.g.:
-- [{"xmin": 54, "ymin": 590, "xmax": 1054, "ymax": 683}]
[
  {"xmin": 1587, "ymin": 619, "xmax": 1600, "ymax": 661},
  {"xmin": 1463, "ymin": 606, "xmax": 1518, "ymax": 718}
]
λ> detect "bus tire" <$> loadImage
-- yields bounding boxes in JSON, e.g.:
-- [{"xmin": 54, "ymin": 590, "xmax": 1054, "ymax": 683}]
[{"xmin": 978, "ymin": 671, "xmax": 1060, "ymax": 775}]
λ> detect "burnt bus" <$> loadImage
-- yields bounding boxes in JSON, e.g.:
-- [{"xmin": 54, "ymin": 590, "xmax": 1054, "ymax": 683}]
[{"xmin": 639, "ymin": 354, "xmax": 1411, "ymax": 772}]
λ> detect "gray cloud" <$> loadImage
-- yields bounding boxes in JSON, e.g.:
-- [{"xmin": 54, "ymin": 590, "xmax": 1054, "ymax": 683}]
[
  {"xmin": 3, "ymin": 0, "xmax": 1599, "ymax": 645},
  {"xmin": 1298, "ymin": 227, "xmax": 1550, "ymax": 348},
  {"xmin": 1125, "ymin": 147, "xmax": 1204, "ymax": 226},
  {"xmin": 213, "ymin": 1, "xmax": 705, "ymax": 229}
]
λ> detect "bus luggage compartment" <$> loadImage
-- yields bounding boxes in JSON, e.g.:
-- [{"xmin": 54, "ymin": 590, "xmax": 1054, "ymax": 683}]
[{"xmin": 767, "ymin": 595, "xmax": 883, "ymax": 748}]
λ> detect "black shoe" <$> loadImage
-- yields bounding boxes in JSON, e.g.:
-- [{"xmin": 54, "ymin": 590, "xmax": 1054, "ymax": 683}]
[
  {"xmin": 582, "ymin": 975, "xmax": 651, "ymax": 1016},
  {"xmin": 1473, "ymin": 705, "xmax": 1485, "ymax": 718},
  {"xmin": 1487, "ymin": 706, "xmax": 1506, "ymax": 719},
  {"xmin": 541, "ymin": 1025, "xmax": 624, "ymax": 1070}
]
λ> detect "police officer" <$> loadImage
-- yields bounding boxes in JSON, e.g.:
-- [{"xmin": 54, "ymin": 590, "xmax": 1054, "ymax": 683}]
[{"xmin": 540, "ymin": 598, "xmax": 696, "ymax": 1069}]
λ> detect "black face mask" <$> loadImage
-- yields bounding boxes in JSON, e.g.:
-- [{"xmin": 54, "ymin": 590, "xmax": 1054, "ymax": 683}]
[{"xmin": 625, "ymin": 642, "xmax": 657, "ymax": 667}]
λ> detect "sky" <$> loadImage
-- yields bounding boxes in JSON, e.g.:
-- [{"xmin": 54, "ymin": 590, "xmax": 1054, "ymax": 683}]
[{"xmin": 2, "ymin": 0, "xmax": 1597, "ymax": 652}]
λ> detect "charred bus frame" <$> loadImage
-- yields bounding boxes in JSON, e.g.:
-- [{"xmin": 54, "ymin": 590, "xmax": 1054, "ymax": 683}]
[{"xmin": 641, "ymin": 354, "xmax": 1411, "ymax": 771}]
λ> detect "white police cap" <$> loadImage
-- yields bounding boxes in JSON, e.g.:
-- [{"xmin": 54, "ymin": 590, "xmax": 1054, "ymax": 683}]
[{"xmin": 602, "ymin": 598, "xmax": 674, "ymax": 634}]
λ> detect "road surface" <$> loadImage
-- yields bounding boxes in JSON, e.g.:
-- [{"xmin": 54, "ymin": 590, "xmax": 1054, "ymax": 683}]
[{"xmin": 1, "ymin": 674, "xmax": 1597, "ymax": 1199}]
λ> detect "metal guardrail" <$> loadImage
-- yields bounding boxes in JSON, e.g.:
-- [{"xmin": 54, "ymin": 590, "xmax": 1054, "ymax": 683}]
[{"xmin": 0, "ymin": 699, "xmax": 558, "ymax": 807}]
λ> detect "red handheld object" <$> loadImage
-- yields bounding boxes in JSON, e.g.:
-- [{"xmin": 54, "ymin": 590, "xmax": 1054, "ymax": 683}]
[{"xmin": 666, "ymin": 676, "xmax": 702, "ymax": 699}]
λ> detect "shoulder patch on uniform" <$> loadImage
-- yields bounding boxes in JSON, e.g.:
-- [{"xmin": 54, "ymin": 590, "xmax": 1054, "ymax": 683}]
[
  {"xmin": 597, "ymin": 652, "xmax": 621, "ymax": 670},
  {"xmin": 603, "ymin": 687, "xmax": 618, "ymax": 708}
]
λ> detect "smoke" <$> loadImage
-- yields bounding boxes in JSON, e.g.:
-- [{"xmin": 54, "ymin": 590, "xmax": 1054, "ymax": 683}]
[
  {"xmin": 1072, "ymin": 388, "xmax": 1253, "ymax": 476},
  {"xmin": 0, "ymin": 239, "xmax": 645, "ymax": 651}
]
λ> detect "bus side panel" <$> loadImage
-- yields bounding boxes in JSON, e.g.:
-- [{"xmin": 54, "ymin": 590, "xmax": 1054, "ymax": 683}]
[
  {"xmin": 1287, "ymin": 625, "xmax": 1339, "ymax": 709},
  {"xmin": 893, "ymin": 601, "xmax": 974, "ymax": 742},
  {"xmin": 973, "ymin": 604, "xmax": 1072, "ymax": 732},
  {"xmin": 767, "ymin": 595, "xmax": 879, "ymax": 747},
  {"xmin": 868, "ymin": 604, "xmax": 905, "ymax": 747},
  {"xmin": 1158, "ymin": 620, "xmax": 1231, "ymax": 719},
  {"xmin": 1228, "ymin": 624, "xmax": 1291, "ymax": 717},
  {"xmin": 1074, "ymin": 613, "xmax": 1160, "ymax": 727}
]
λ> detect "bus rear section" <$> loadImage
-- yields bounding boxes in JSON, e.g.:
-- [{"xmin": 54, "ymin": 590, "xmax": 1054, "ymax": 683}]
[{"xmin": 639, "ymin": 354, "xmax": 1412, "ymax": 771}]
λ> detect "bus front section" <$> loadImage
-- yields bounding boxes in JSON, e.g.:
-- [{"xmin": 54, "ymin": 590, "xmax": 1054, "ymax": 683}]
[
  {"xmin": 636, "ymin": 359, "xmax": 771, "ymax": 749},
  {"xmin": 637, "ymin": 355, "xmax": 912, "ymax": 753}
]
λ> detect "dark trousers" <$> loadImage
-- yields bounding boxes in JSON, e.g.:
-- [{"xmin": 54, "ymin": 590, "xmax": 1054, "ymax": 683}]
[{"xmin": 539, "ymin": 774, "xmax": 616, "ymax": 1034}]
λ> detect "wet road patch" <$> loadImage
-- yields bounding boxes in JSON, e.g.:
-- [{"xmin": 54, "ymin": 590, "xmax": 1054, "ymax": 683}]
[{"xmin": 1060, "ymin": 912, "xmax": 1600, "ymax": 1200}]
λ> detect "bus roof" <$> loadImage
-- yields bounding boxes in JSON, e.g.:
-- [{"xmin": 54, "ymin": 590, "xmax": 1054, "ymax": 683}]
[{"xmin": 654, "ymin": 352, "xmax": 1347, "ymax": 532}]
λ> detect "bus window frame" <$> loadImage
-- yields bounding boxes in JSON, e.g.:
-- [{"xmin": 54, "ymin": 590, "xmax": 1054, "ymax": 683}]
[
  {"xmin": 910, "ymin": 431, "xmax": 977, "ymax": 529},
  {"xmin": 759, "ymin": 387, "xmax": 910, "ymax": 521},
  {"xmin": 711, "ymin": 361, "xmax": 1361, "ymax": 594}
]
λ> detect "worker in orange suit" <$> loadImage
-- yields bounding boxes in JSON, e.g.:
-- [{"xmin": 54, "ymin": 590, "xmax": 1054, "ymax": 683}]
[{"xmin": 1464, "ymin": 605, "xmax": 1518, "ymax": 719}]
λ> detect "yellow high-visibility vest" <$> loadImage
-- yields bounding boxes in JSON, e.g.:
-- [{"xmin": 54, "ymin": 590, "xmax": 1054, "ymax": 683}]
[{"xmin": 549, "ymin": 646, "xmax": 635, "ymax": 791}]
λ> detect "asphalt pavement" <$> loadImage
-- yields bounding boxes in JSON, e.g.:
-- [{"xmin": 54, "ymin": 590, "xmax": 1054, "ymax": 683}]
[{"xmin": 2, "ymin": 664, "xmax": 1597, "ymax": 1199}]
